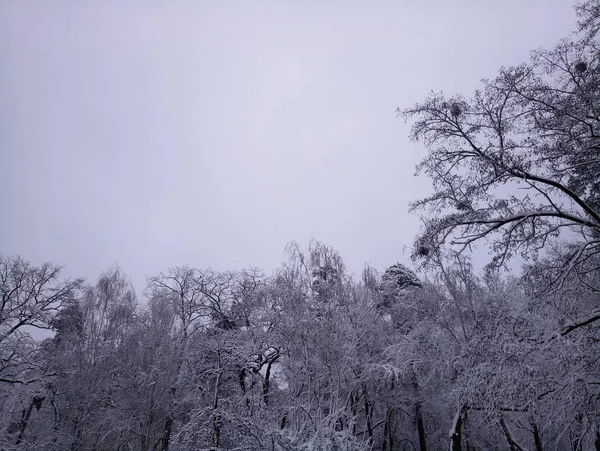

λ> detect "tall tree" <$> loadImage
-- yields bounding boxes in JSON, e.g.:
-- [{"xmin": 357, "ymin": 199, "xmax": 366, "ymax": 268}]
[{"xmin": 400, "ymin": 0, "xmax": 600, "ymax": 294}]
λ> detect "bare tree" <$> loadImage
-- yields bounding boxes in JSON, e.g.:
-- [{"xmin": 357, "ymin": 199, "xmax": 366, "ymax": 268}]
[
  {"xmin": 0, "ymin": 255, "xmax": 82, "ymax": 385},
  {"xmin": 400, "ymin": 2, "xmax": 600, "ymax": 293}
]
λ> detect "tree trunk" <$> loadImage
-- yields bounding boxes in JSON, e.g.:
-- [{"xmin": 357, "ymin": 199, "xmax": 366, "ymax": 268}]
[
  {"xmin": 141, "ymin": 410, "xmax": 155, "ymax": 451},
  {"xmin": 141, "ymin": 383, "xmax": 157, "ymax": 451},
  {"xmin": 531, "ymin": 418, "xmax": 544, "ymax": 451},
  {"xmin": 212, "ymin": 413, "xmax": 222, "ymax": 449},
  {"xmin": 15, "ymin": 405, "xmax": 33, "ymax": 446},
  {"xmin": 51, "ymin": 394, "xmax": 61, "ymax": 449},
  {"xmin": 415, "ymin": 402, "xmax": 427, "ymax": 451},
  {"xmin": 361, "ymin": 383, "xmax": 374, "ymax": 441},
  {"xmin": 499, "ymin": 414, "xmax": 526, "ymax": 451},
  {"xmin": 449, "ymin": 406, "xmax": 465, "ymax": 451},
  {"xmin": 159, "ymin": 384, "xmax": 178, "ymax": 451},
  {"xmin": 212, "ymin": 371, "xmax": 223, "ymax": 449},
  {"xmin": 160, "ymin": 416, "xmax": 173, "ymax": 451},
  {"xmin": 15, "ymin": 396, "xmax": 43, "ymax": 446},
  {"xmin": 350, "ymin": 391, "xmax": 357, "ymax": 436},
  {"xmin": 159, "ymin": 339, "xmax": 187, "ymax": 451},
  {"xmin": 262, "ymin": 356, "xmax": 279, "ymax": 406},
  {"xmin": 381, "ymin": 407, "xmax": 394, "ymax": 451}
]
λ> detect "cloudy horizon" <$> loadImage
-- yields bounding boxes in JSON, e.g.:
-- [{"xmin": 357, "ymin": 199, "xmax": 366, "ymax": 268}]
[{"xmin": 1, "ymin": 0, "xmax": 579, "ymax": 292}]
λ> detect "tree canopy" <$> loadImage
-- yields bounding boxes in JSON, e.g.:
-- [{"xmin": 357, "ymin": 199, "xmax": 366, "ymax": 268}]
[{"xmin": 401, "ymin": 0, "xmax": 600, "ymax": 293}]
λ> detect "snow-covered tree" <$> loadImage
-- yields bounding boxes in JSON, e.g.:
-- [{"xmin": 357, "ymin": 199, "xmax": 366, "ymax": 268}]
[{"xmin": 401, "ymin": 0, "xmax": 600, "ymax": 295}]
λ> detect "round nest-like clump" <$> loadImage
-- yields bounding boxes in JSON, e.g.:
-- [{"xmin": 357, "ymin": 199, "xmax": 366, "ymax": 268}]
[
  {"xmin": 450, "ymin": 103, "xmax": 462, "ymax": 118},
  {"xmin": 575, "ymin": 61, "xmax": 588, "ymax": 73},
  {"xmin": 416, "ymin": 244, "xmax": 430, "ymax": 257},
  {"xmin": 455, "ymin": 200, "xmax": 471, "ymax": 211}
]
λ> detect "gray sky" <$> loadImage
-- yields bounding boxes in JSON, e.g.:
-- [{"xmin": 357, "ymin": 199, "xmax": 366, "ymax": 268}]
[{"xmin": 1, "ymin": 0, "xmax": 579, "ymax": 292}]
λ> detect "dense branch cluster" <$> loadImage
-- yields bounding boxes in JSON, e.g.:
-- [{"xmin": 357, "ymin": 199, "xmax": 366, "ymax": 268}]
[
  {"xmin": 401, "ymin": 1, "xmax": 600, "ymax": 289},
  {"xmin": 1, "ymin": 238, "xmax": 599, "ymax": 450}
]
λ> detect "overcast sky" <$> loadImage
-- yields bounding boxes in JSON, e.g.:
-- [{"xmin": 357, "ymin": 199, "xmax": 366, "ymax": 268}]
[{"xmin": 1, "ymin": 0, "xmax": 579, "ymax": 293}]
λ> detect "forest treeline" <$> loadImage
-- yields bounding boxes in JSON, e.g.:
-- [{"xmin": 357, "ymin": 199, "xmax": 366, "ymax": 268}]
[{"xmin": 2, "ymin": 1, "xmax": 600, "ymax": 450}]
